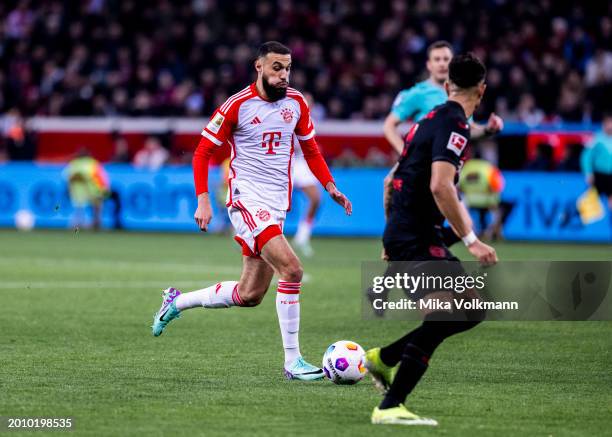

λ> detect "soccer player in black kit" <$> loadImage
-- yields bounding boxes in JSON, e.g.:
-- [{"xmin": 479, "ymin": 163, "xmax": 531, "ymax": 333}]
[{"xmin": 366, "ymin": 53, "xmax": 498, "ymax": 426}]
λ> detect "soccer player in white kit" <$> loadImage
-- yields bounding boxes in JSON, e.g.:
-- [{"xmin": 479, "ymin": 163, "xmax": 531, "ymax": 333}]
[{"xmin": 151, "ymin": 42, "xmax": 352, "ymax": 381}]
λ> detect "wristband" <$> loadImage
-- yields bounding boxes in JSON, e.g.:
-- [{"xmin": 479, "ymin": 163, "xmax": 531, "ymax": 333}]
[{"xmin": 462, "ymin": 230, "xmax": 477, "ymax": 246}]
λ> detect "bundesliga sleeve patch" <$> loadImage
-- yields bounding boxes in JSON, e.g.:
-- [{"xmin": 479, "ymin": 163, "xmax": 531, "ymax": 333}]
[
  {"xmin": 206, "ymin": 113, "xmax": 225, "ymax": 134},
  {"xmin": 446, "ymin": 132, "xmax": 468, "ymax": 156}
]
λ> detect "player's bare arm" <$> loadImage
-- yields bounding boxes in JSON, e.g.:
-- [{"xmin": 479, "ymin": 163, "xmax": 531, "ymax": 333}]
[
  {"xmin": 430, "ymin": 161, "xmax": 497, "ymax": 265},
  {"xmin": 383, "ymin": 113, "xmax": 405, "ymax": 155}
]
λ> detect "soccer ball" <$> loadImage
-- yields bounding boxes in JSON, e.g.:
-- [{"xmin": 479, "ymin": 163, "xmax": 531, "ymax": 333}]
[
  {"xmin": 322, "ymin": 340, "xmax": 366, "ymax": 385},
  {"xmin": 14, "ymin": 209, "xmax": 35, "ymax": 231}
]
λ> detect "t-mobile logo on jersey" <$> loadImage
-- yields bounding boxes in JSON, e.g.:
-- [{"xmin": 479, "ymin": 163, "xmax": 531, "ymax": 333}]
[{"xmin": 262, "ymin": 131, "xmax": 282, "ymax": 155}]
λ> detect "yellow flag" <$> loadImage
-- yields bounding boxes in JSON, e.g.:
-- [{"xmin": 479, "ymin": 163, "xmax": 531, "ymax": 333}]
[{"xmin": 577, "ymin": 188, "xmax": 604, "ymax": 225}]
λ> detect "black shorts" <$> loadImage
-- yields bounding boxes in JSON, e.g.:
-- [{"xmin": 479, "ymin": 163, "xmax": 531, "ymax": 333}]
[
  {"xmin": 384, "ymin": 223, "xmax": 459, "ymax": 262},
  {"xmin": 594, "ymin": 172, "xmax": 612, "ymax": 196},
  {"xmin": 383, "ymin": 237, "xmax": 466, "ymax": 300}
]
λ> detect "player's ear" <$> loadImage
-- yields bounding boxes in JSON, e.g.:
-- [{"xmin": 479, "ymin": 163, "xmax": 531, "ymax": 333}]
[
  {"xmin": 444, "ymin": 80, "xmax": 450, "ymax": 96},
  {"xmin": 255, "ymin": 57, "xmax": 263, "ymax": 73},
  {"xmin": 478, "ymin": 82, "xmax": 486, "ymax": 99}
]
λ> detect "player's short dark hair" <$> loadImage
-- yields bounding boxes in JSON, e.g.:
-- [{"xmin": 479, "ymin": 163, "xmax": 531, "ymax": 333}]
[
  {"xmin": 426, "ymin": 40, "xmax": 453, "ymax": 58},
  {"xmin": 257, "ymin": 41, "xmax": 291, "ymax": 58},
  {"xmin": 449, "ymin": 53, "xmax": 486, "ymax": 89}
]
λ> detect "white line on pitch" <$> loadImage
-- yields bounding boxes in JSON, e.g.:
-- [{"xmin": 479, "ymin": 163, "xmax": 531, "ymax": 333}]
[
  {"xmin": 0, "ymin": 256, "xmax": 242, "ymax": 275},
  {"xmin": 0, "ymin": 280, "xmax": 227, "ymax": 290}
]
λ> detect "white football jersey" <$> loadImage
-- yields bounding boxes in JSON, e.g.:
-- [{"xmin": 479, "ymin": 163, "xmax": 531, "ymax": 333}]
[{"xmin": 200, "ymin": 83, "xmax": 315, "ymax": 211}]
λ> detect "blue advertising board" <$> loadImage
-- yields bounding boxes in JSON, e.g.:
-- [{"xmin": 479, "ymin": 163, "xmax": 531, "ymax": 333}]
[{"xmin": 0, "ymin": 163, "xmax": 609, "ymax": 242}]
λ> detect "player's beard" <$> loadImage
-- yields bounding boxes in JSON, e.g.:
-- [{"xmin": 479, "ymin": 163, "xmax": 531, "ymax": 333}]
[{"xmin": 262, "ymin": 75, "xmax": 288, "ymax": 101}]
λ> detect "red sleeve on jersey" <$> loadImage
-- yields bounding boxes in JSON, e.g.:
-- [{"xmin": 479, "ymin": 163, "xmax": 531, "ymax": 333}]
[
  {"xmin": 192, "ymin": 137, "xmax": 217, "ymax": 194},
  {"xmin": 290, "ymin": 90, "xmax": 331, "ymax": 186},
  {"xmin": 193, "ymin": 105, "xmax": 238, "ymax": 195},
  {"xmin": 300, "ymin": 137, "xmax": 334, "ymax": 188}
]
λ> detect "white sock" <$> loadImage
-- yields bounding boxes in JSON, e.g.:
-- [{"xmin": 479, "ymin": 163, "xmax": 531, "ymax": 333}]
[
  {"xmin": 276, "ymin": 280, "xmax": 302, "ymax": 367},
  {"xmin": 175, "ymin": 281, "xmax": 242, "ymax": 310},
  {"xmin": 294, "ymin": 219, "xmax": 313, "ymax": 245}
]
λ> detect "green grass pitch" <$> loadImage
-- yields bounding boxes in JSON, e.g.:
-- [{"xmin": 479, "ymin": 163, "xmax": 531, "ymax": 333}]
[{"xmin": 1, "ymin": 230, "xmax": 610, "ymax": 436}]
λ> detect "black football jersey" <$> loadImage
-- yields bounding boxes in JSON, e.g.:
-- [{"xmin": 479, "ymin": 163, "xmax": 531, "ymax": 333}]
[{"xmin": 383, "ymin": 100, "xmax": 470, "ymax": 244}]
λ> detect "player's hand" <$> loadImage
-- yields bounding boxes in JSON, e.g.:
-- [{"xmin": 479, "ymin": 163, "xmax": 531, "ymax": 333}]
[
  {"xmin": 381, "ymin": 247, "xmax": 389, "ymax": 261},
  {"xmin": 326, "ymin": 182, "xmax": 352, "ymax": 215},
  {"xmin": 194, "ymin": 193, "xmax": 213, "ymax": 232},
  {"xmin": 485, "ymin": 113, "xmax": 504, "ymax": 135},
  {"xmin": 467, "ymin": 239, "xmax": 498, "ymax": 266}
]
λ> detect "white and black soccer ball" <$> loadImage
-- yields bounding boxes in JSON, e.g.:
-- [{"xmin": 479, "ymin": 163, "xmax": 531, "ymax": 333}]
[{"xmin": 322, "ymin": 340, "xmax": 366, "ymax": 385}]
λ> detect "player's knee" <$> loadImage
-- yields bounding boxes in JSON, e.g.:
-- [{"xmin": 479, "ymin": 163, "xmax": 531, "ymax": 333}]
[{"xmin": 281, "ymin": 261, "xmax": 303, "ymax": 283}]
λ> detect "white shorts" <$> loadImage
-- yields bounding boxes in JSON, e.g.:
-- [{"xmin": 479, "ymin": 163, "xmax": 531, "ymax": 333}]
[
  {"xmin": 227, "ymin": 198, "xmax": 286, "ymax": 257},
  {"xmin": 292, "ymin": 156, "xmax": 318, "ymax": 189}
]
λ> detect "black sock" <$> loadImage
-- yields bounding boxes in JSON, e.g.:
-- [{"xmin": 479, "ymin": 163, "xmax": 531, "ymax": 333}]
[
  {"xmin": 379, "ymin": 326, "xmax": 421, "ymax": 367},
  {"xmin": 379, "ymin": 310, "xmax": 483, "ymax": 409},
  {"xmin": 379, "ymin": 344, "xmax": 430, "ymax": 409}
]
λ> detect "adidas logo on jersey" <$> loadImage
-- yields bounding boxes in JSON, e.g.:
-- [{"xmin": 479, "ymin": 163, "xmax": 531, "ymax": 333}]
[{"xmin": 250, "ymin": 116, "xmax": 261, "ymax": 125}]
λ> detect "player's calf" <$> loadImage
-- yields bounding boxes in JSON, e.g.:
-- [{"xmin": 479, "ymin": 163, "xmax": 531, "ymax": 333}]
[{"xmin": 259, "ymin": 233, "xmax": 323, "ymax": 379}]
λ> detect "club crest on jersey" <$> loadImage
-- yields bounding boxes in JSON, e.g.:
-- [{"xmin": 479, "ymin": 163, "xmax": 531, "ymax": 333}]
[
  {"xmin": 392, "ymin": 178, "xmax": 403, "ymax": 191},
  {"xmin": 429, "ymin": 245, "xmax": 446, "ymax": 258},
  {"xmin": 256, "ymin": 209, "xmax": 271, "ymax": 222},
  {"xmin": 447, "ymin": 132, "xmax": 468, "ymax": 156},
  {"xmin": 280, "ymin": 107, "xmax": 294, "ymax": 123},
  {"xmin": 207, "ymin": 113, "xmax": 225, "ymax": 134}
]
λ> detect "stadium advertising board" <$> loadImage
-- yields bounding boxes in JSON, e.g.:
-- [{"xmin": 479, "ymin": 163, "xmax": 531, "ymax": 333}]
[{"xmin": 0, "ymin": 164, "xmax": 609, "ymax": 242}]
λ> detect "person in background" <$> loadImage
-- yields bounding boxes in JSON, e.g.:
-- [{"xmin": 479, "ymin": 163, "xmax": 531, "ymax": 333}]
[
  {"xmin": 3, "ymin": 108, "xmax": 36, "ymax": 161},
  {"xmin": 110, "ymin": 130, "xmax": 131, "ymax": 163},
  {"xmin": 291, "ymin": 92, "xmax": 323, "ymax": 257},
  {"xmin": 106, "ymin": 130, "xmax": 128, "ymax": 229},
  {"xmin": 557, "ymin": 143, "xmax": 583, "ymax": 172},
  {"xmin": 64, "ymin": 149, "xmax": 110, "ymax": 230},
  {"xmin": 525, "ymin": 142, "xmax": 555, "ymax": 171},
  {"xmin": 133, "ymin": 135, "xmax": 169, "ymax": 170},
  {"xmin": 458, "ymin": 157, "xmax": 506, "ymax": 240},
  {"xmin": 215, "ymin": 157, "xmax": 233, "ymax": 234},
  {"xmin": 581, "ymin": 112, "xmax": 612, "ymax": 213},
  {"xmin": 0, "ymin": 137, "xmax": 7, "ymax": 162}
]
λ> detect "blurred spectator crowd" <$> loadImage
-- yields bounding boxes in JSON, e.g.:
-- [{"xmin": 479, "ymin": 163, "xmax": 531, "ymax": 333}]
[{"xmin": 0, "ymin": 0, "xmax": 610, "ymax": 122}]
